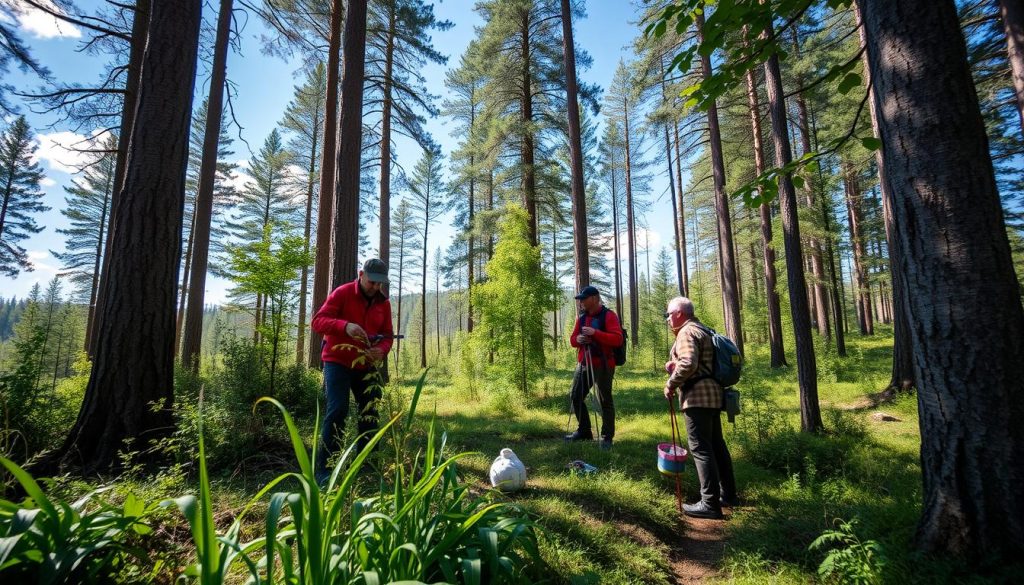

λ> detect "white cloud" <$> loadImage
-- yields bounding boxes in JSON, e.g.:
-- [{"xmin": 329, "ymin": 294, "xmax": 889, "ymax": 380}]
[
  {"xmin": 39, "ymin": 177, "xmax": 56, "ymax": 187},
  {"xmin": 225, "ymin": 158, "xmax": 254, "ymax": 193},
  {"xmin": 34, "ymin": 130, "xmax": 100, "ymax": 173},
  {"xmin": 11, "ymin": 1, "xmax": 82, "ymax": 39},
  {"xmin": 27, "ymin": 250, "xmax": 59, "ymax": 274}
]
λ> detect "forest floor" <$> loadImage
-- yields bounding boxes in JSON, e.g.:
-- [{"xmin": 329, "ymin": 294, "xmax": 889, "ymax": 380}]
[{"xmin": 380, "ymin": 328, "xmax": 952, "ymax": 584}]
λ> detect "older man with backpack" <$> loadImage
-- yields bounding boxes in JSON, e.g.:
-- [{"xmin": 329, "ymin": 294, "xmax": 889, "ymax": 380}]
[
  {"xmin": 565, "ymin": 286, "xmax": 625, "ymax": 449},
  {"xmin": 664, "ymin": 296, "xmax": 739, "ymax": 519}
]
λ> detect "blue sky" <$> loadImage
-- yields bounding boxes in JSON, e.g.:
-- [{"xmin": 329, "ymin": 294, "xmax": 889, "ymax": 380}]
[{"xmin": 4, "ymin": 0, "xmax": 681, "ymax": 303}]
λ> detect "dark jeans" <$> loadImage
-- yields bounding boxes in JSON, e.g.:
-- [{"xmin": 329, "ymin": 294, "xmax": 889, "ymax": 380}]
[
  {"xmin": 683, "ymin": 407, "xmax": 737, "ymax": 508},
  {"xmin": 315, "ymin": 362, "xmax": 381, "ymax": 483},
  {"xmin": 569, "ymin": 362, "xmax": 615, "ymax": 440}
]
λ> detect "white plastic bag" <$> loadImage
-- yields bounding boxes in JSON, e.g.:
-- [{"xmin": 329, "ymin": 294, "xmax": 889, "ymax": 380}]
[{"xmin": 489, "ymin": 448, "xmax": 527, "ymax": 492}]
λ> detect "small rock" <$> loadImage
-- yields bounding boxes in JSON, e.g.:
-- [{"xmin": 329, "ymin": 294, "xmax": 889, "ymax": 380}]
[{"xmin": 871, "ymin": 412, "xmax": 901, "ymax": 422}]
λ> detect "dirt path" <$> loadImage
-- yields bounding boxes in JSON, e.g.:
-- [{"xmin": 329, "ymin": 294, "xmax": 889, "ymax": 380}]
[{"xmin": 666, "ymin": 510, "xmax": 731, "ymax": 583}]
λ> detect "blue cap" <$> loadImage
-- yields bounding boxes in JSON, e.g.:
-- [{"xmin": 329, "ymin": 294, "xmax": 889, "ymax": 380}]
[{"xmin": 574, "ymin": 286, "xmax": 600, "ymax": 300}]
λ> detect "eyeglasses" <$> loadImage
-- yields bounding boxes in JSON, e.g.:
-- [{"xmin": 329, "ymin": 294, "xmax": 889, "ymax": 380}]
[{"xmin": 664, "ymin": 311, "xmax": 679, "ymax": 319}]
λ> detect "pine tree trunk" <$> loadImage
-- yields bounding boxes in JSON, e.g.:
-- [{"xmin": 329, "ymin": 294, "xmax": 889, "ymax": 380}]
[
  {"xmin": 561, "ymin": 0, "xmax": 589, "ymax": 290},
  {"xmin": 624, "ymin": 102, "xmax": 639, "ymax": 348},
  {"xmin": 467, "ymin": 156, "xmax": 475, "ymax": 333},
  {"xmin": 661, "ymin": 58, "xmax": 684, "ymax": 296},
  {"xmin": 859, "ymin": 0, "xmax": 1024, "ymax": 559},
  {"xmin": 696, "ymin": 13, "xmax": 743, "ymax": 354},
  {"xmin": 762, "ymin": 19, "xmax": 821, "ymax": 433},
  {"xmin": 673, "ymin": 120, "xmax": 689, "ymax": 295},
  {"xmin": 420, "ymin": 233, "xmax": 428, "ymax": 370},
  {"xmin": 999, "ymin": 0, "xmax": 1024, "ymax": 135},
  {"xmin": 309, "ymin": 0, "xmax": 343, "ymax": 367},
  {"xmin": 842, "ymin": 162, "xmax": 874, "ymax": 335},
  {"xmin": 611, "ymin": 167, "xmax": 623, "ymax": 318},
  {"xmin": 175, "ymin": 210, "xmax": 196, "ymax": 357},
  {"xmin": 792, "ymin": 51, "xmax": 831, "ymax": 338},
  {"xmin": 378, "ymin": 6, "xmax": 395, "ymax": 266},
  {"xmin": 332, "ymin": 0, "xmax": 367, "ymax": 287},
  {"xmin": 297, "ymin": 97, "xmax": 320, "ymax": 365},
  {"xmin": 48, "ymin": 0, "xmax": 201, "ymax": 473},
  {"xmin": 745, "ymin": 60, "xmax": 786, "ymax": 368},
  {"xmin": 180, "ymin": 0, "xmax": 231, "ymax": 371},
  {"xmin": 519, "ymin": 14, "xmax": 538, "ymax": 246},
  {"xmin": 89, "ymin": 0, "xmax": 149, "ymax": 357}
]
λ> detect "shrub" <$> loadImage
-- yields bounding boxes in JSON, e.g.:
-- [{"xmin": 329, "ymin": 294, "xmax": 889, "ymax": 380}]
[
  {"xmin": 810, "ymin": 518, "xmax": 887, "ymax": 584},
  {"xmin": 0, "ymin": 457, "xmax": 159, "ymax": 583}
]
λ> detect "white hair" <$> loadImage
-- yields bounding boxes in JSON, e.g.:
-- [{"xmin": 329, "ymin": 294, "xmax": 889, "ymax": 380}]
[{"xmin": 667, "ymin": 296, "xmax": 695, "ymax": 318}]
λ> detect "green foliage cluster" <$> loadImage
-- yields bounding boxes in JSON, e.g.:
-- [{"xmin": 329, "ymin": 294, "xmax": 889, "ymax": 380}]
[
  {"xmin": 472, "ymin": 205, "xmax": 558, "ymax": 395},
  {"xmin": 0, "ymin": 374, "xmax": 542, "ymax": 584},
  {"xmin": 810, "ymin": 518, "xmax": 887, "ymax": 585}
]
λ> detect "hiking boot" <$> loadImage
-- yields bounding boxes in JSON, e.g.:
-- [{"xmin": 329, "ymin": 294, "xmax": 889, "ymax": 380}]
[
  {"xmin": 599, "ymin": 438, "xmax": 613, "ymax": 450},
  {"xmin": 683, "ymin": 501, "xmax": 724, "ymax": 520},
  {"xmin": 720, "ymin": 493, "xmax": 740, "ymax": 507},
  {"xmin": 564, "ymin": 430, "xmax": 594, "ymax": 442}
]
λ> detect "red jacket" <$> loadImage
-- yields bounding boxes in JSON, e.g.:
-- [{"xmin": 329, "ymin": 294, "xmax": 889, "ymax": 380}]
[
  {"xmin": 311, "ymin": 279, "xmax": 394, "ymax": 369},
  {"xmin": 569, "ymin": 306, "xmax": 623, "ymax": 369}
]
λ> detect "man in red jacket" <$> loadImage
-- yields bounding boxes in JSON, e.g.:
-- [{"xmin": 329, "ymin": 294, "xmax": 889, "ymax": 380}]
[
  {"xmin": 311, "ymin": 258, "xmax": 395, "ymax": 483},
  {"xmin": 566, "ymin": 286, "xmax": 624, "ymax": 449}
]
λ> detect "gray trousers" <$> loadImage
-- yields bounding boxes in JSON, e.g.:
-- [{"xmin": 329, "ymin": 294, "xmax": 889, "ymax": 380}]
[
  {"xmin": 683, "ymin": 407, "xmax": 737, "ymax": 507},
  {"xmin": 569, "ymin": 362, "xmax": 615, "ymax": 440}
]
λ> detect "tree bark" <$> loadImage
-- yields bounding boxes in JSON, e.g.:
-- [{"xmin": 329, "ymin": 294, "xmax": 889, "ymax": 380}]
[
  {"xmin": 297, "ymin": 93, "xmax": 321, "ymax": 366},
  {"xmin": 999, "ymin": 0, "xmax": 1024, "ymax": 135},
  {"xmin": 842, "ymin": 162, "xmax": 874, "ymax": 335},
  {"xmin": 791, "ymin": 29, "xmax": 832, "ymax": 338},
  {"xmin": 660, "ymin": 57, "xmax": 684, "ymax": 296},
  {"xmin": 561, "ymin": 0, "xmax": 588, "ymax": 290},
  {"xmin": 378, "ymin": 4, "xmax": 395, "ymax": 266},
  {"xmin": 519, "ymin": 12, "xmax": 538, "ymax": 246},
  {"xmin": 762, "ymin": 18, "xmax": 821, "ymax": 433},
  {"xmin": 859, "ymin": 0, "xmax": 1024, "ymax": 558},
  {"xmin": 673, "ymin": 119, "xmax": 689, "ymax": 295},
  {"xmin": 744, "ymin": 60, "xmax": 786, "ymax": 368},
  {"xmin": 89, "ymin": 0, "xmax": 149, "ymax": 357},
  {"xmin": 696, "ymin": 13, "xmax": 743, "ymax": 354},
  {"xmin": 49, "ymin": 0, "xmax": 201, "ymax": 473},
  {"xmin": 181, "ymin": 0, "xmax": 232, "ymax": 371},
  {"xmin": 331, "ymin": 0, "xmax": 367, "ymax": 287},
  {"xmin": 611, "ymin": 166, "xmax": 623, "ymax": 319},
  {"xmin": 174, "ymin": 210, "xmax": 195, "ymax": 356},
  {"xmin": 309, "ymin": 0, "xmax": 343, "ymax": 367},
  {"xmin": 624, "ymin": 101, "xmax": 639, "ymax": 348}
]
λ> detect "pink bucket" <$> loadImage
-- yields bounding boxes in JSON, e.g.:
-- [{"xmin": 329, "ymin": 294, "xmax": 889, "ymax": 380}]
[{"xmin": 657, "ymin": 443, "xmax": 688, "ymax": 476}]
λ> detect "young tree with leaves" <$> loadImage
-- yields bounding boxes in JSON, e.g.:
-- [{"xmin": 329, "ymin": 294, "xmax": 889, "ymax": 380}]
[
  {"xmin": 0, "ymin": 116, "xmax": 49, "ymax": 278},
  {"xmin": 473, "ymin": 205, "xmax": 557, "ymax": 394}
]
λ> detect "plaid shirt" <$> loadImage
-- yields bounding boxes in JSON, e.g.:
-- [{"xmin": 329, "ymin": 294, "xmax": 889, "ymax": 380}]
[{"xmin": 667, "ymin": 318, "xmax": 722, "ymax": 410}]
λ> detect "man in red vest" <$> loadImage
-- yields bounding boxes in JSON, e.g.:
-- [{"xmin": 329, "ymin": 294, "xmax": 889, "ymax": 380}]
[
  {"xmin": 566, "ymin": 286, "xmax": 624, "ymax": 449},
  {"xmin": 311, "ymin": 258, "xmax": 394, "ymax": 484}
]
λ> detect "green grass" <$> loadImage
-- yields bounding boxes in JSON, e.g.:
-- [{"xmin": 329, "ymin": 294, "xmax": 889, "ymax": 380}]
[
  {"xmin": 379, "ymin": 328, "xmax": 1013, "ymax": 584},
  {"xmin": 12, "ymin": 328, "xmax": 1020, "ymax": 583}
]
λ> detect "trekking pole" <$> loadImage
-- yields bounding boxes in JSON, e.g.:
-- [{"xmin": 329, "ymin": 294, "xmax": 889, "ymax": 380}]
[
  {"xmin": 585, "ymin": 345, "xmax": 601, "ymax": 436},
  {"xmin": 667, "ymin": 394, "xmax": 684, "ymax": 515}
]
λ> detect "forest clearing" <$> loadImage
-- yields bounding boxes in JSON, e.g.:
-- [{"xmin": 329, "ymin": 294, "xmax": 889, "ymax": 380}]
[{"xmin": 1, "ymin": 0, "xmax": 1023, "ymax": 583}]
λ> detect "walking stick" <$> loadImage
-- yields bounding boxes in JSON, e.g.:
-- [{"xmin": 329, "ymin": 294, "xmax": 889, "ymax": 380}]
[{"xmin": 667, "ymin": 394, "xmax": 684, "ymax": 515}]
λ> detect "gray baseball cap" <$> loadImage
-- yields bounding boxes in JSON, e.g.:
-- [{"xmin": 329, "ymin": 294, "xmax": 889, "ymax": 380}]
[{"xmin": 362, "ymin": 258, "xmax": 389, "ymax": 283}]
